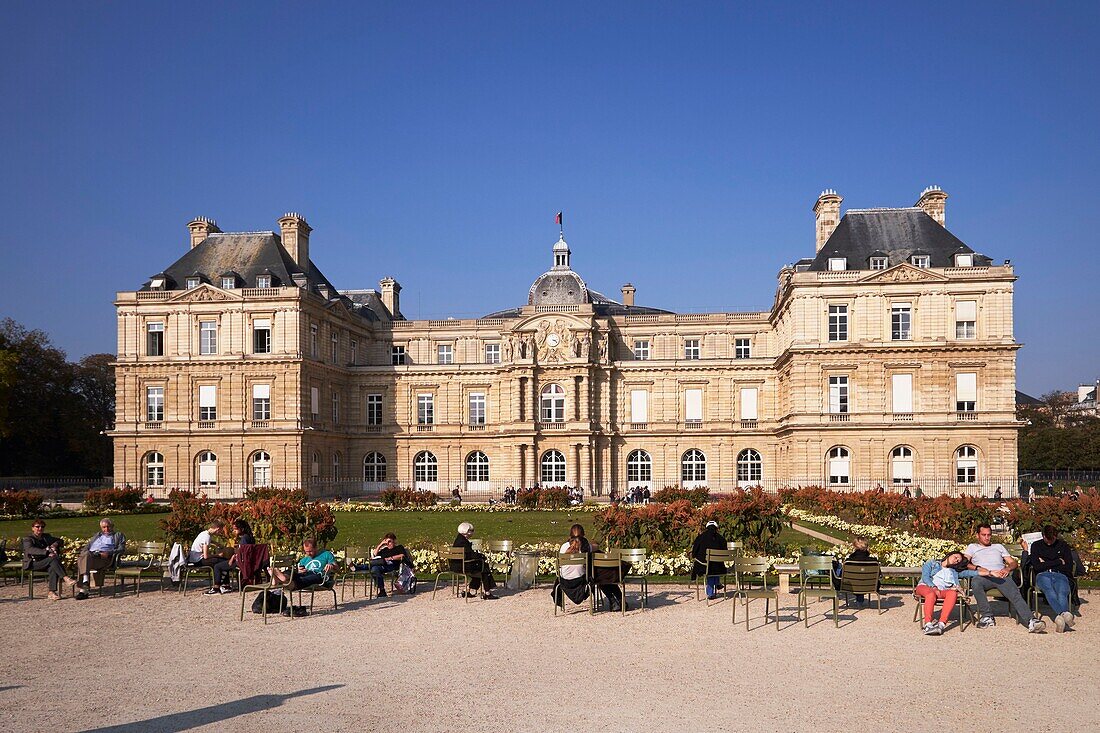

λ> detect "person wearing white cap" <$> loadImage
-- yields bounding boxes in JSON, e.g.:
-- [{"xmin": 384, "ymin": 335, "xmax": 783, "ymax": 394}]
[
  {"xmin": 450, "ymin": 522, "xmax": 498, "ymax": 599},
  {"xmin": 690, "ymin": 520, "xmax": 728, "ymax": 600}
]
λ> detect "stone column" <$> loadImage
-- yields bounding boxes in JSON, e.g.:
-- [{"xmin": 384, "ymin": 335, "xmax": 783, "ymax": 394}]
[
  {"xmin": 578, "ymin": 375, "xmax": 589, "ymax": 422},
  {"xmin": 581, "ymin": 442, "xmax": 592, "ymax": 493},
  {"xmin": 573, "ymin": 443, "xmax": 582, "ymax": 487},
  {"xmin": 517, "ymin": 377, "xmax": 526, "ymax": 423},
  {"xmin": 518, "ymin": 444, "xmax": 527, "ymax": 487}
]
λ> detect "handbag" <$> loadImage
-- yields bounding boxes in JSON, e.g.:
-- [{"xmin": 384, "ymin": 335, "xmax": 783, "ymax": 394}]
[{"xmin": 395, "ymin": 563, "xmax": 417, "ymax": 593}]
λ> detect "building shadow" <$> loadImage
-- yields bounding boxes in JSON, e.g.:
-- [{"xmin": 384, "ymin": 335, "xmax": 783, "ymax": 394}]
[{"xmin": 78, "ymin": 684, "xmax": 343, "ymax": 733}]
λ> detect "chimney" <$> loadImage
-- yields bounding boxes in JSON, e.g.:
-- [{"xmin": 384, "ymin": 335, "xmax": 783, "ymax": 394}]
[
  {"xmin": 379, "ymin": 277, "xmax": 402, "ymax": 319},
  {"xmin": 187, "ymin": 217, "xmax": 220, "ymax": 249},
  {"xmin": 916, "ymin": 186, "xmax": 948, "ymax": 226},
  {"xmin": 621, "ymin": 283, "xmax": 636, "ymax": 307},
  {"xmin": 278, "ymin": 213, "xmax": 312, "ymax": 271},
  {"xmin": 813, "ymin": 190, "xmax": 842, "ymax": 252}
]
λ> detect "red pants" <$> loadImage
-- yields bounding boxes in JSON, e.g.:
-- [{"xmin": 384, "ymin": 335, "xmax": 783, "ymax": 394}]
[{"xmin": 916, "ymin": 584, "xmax": 958, "ymax": 624}]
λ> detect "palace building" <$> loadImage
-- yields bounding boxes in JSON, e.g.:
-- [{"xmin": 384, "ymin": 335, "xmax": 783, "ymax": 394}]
[{"xmin": 111, "ymin": 188, "xmax": 1020, "ymax": 498}]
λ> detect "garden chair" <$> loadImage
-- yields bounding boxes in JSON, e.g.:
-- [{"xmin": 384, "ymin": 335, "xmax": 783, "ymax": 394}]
[
  {"xmin": 732, "ymin": 556, "xmax": 780, "ymax": 631},
  {"xmin": 839, "ymin": 561, "xmax": 884, "ymax": 613},
  {"xmin": 797, "ymin": 555, "xmax": 839, "ymax": 627},
  {"xmin": 433, "ymin": 547, "xmax": 472, "ymax": 601},
  {"xmin": 239, "ymin": 550, "xmax": 295, "ymax": 624},
  {"xmin": 1026, "ymin": 564, "xmax": 1079, "ymax": 616},
  {"xmin": 619, "ymin": 548, "xmax": 648, "ymax": 609},
  {"xmin": 693, "ymin": 548, "xmax": 738, "ymax": 604},
  {"xmin": 107, "ymin": 541, "xmax": 168, "ymax": 596},
  {"xmin": 485, "ymin": 540, "xmax": 515, "ymax": 582},
  {"xmin": 980, "ymin": 552, "xmax": 1026, "ymax": 622},
  {"xmin": 726, "ymin": 541, "xmax": 744, "ymax": 554},
  {"xmin": 553, "ymin": 553, "xmax": 590, "ymax": 616},
  {"xmin": 2, "ymin": 537, "xmax": 23, "ymax": 585},
  {"xmin": 592, "ymin": 553, "xmax": 627, "ymax": 615},
  {"xmin": 295, "ymin": 573, "xmax": 338, "ymax": 615},
  {"xmin": 339, "ymin": 545, "xmax": 372, "ymax": 601},
  {"xmin": 179, "ymin": 546, "xmax": 231, "ymax": 595},
  {"xmin": 912, "ymin": 577, "xmax": 971, "ymax": 632}
]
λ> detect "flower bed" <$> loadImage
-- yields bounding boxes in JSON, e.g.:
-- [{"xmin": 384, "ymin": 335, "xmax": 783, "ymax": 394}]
[{"xmin": 330, "ymin": 501, "xmax": 605, "ymax": 513}]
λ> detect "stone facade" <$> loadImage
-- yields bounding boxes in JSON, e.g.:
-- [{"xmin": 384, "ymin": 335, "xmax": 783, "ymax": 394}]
[{"xmin": 111, "ymin": 190, "xmax": 1020, "ymax": 498}]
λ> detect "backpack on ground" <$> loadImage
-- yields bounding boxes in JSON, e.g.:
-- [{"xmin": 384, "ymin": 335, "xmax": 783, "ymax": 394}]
[{"xmin": 251, "ymin": 589, "xmax": 288, "ymax": 614}]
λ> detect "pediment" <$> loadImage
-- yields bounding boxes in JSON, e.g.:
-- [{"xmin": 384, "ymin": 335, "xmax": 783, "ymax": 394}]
[
  {"xmin": 510, "ymin": 312, "xmax": 592, "ymax": 333},
  {"xmin": 170, "ymin": 284, "xmax": 238, "ymax": 303},
  {"xmin": 860, "ymin": 263, "xmax": 948, "ymax": 284}
]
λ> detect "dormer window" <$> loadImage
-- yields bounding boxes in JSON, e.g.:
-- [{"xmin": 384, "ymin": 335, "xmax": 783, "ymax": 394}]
[
  {"xmin": 954, "ymin": 253, "xmax": 973, "ymax": 267},
  {"xmin": 185, "ymin": 277, "xmax": 200, "ymax": 289},
  {"xmin": 220, "ymin": 276, "xmax": 236, "ymax": 290},
  {"xmin": 828, "ymin": 258, "xmax": 847, "ymax": 271},
  {"xmin": 869, "ymin": 256, "xmax": 888, "ymax": 270},
  {"xmin": 256, "ymin": 275, "xmax": 272, "ymax": 289},
  {"xmin": 911, "ymin": 255, "xmax": 930, "ymax": 268},
  {"xmin": 149, "ymin": 277, "xmax": 166, "ymax": 289}
]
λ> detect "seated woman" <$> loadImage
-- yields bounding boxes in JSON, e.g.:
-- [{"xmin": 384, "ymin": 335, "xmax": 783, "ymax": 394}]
[
  {"xmin": 915, "ymin": 551, "xmax": 971, "ymax": 635},
  {"xmin": 831, "ymin": 537, "xmax": 879, "ymax": 604},
  {"xmin": 370, "ymin": 532, "xmax": 414, "ymax": 597},
  {"xmin": 451, "ymin": 522, "xmax": 497, "ymax": 600},
  {"xmin": 209, "ymin": 519, "xmax": 255, "ymax": 595},
  {"xmin": 188, "ymin": 519, "xmax": 230, "ymax": 594},
  {"xmin": 553, "ymin": 524, "xmax": 628, "ymax": 612}
]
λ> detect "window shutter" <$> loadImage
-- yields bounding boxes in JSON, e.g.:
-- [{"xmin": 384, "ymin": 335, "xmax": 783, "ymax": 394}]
[
  {"xmin": 894, "ymin": 458, "xmax": 913, "ymax": 481},
  {"xmin": 199, "ymin": 385, "xmax": 216, "ymax": 408},
  {"xmin": 956, "ymin": 300, "xmax": 977, "ymax": 321},
  {"xmin": 310, "ymin": 387, "xmax": 319, "ymax": 414},
  {"xmin": 253, "ymin": 384, "xmax": 270, "ymax": 399},
  {"xmin": 685, "ymin": 389, "xmax": 703, "ymax": 421},
  {"xmin": 956, "ymin": 373, "xmax": 977, "ymax": 402},
  {"xmin": 740, "ymin": 387, "xmax": 758, "ymax": 420},
  {"xmin": 829, "ymin": 381, "xmax": 842, "ymax": 414},
  {"xmin": 630, "ymin": 390, "xmax": 648, "ymax": 423},
  {"xmin": 891, "ymin": 374, "xmax": 913, "ymax": 413},
  {"xmin": 253, "ymin": 318, "xmax": 270, "ymax": 329},
  {"xmin": 199, "ymin": 461, "xmax": 216, "ymax": 483}
]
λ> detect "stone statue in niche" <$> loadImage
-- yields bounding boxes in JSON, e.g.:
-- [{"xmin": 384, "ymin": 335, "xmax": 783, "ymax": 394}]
[
  {"xmin": 501, "ymin": 334, "xmax": 514, "ymax": 362},
  {"xmin": 577, "ymin": 332, "xmax": 591, "ymax": 360},
  {"xmin": 597, "ymin": 334, "xmax": 608, "ymax": 363}
]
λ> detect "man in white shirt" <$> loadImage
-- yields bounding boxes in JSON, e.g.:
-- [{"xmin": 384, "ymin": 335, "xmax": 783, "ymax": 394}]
[{"xmin": 965, "ymin": 524, "xmax": 1044, "ymax": 632}]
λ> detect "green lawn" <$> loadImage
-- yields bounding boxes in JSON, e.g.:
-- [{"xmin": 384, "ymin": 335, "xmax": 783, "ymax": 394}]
[{"xmin": 1, "ymin": 511, "xmax": 832, "ymax": 553}]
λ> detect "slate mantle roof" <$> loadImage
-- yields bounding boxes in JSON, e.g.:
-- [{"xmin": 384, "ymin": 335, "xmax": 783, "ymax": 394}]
[{"xmin": 809, "ymin": 208, "xmax": 992, "ymax": 271}]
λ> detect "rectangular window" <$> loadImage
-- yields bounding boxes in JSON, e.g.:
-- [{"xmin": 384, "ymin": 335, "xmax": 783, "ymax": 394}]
[
  {"xmin": 310, "ymin": 325, "xmax": 318, "ymax": 358},
  {"xmin": 956, "ymin": 372, "xmax": 977, "ymax": 412},
  {"xmin": 252, "ymin": 383, "xmax": 271, "ymax": 420},
  {"xmin": 199, "ymin": 320, "xmax": 217, "ymax": 355},
  {"xmin": 256, "ymin": 274, "xmax": 272, "ymax": 289},
  {"xmin": 332, "ymin": 391, "xmax": 339, "ymax": 423},
  {"xmin": 891, "ymin": 303, "xmax": 912, "ymax": 340},
  {"xmin": 829, "ymin": 376, "xmax": 849, "ymax": 414},
  {"xmin": 828, "ymin": 305, "xmax": 848, "ymax": 342},
  {"xmin": 734, "ymin": 337, "xmax": 752, "ymax": 359},
  {"xmin": 828, "ymin": 258, "xmax": 847, "ymax": 271},
  {"xmin": 870, "ymin": 256, "xmax": 888, "ymax": 270},
  {"xmin": 310, "ymin": 386, "xmax": 319, "ymax": 420},
  {"xmin": 146, "ymin": 386, "xmax": 164, "ymax": 422},
  {"xmin": 350, "ymin": 340, "xmax": 358, "ymax": 365},
  {"xmin": 146, "ymin": 322, "xmax": 164, "ymax": 356},
  {"xmin": 484, "ymin": 343, "xmax": 501, "ymax": 364},
  {"xmin": 911, "ymin": 255, "xmax": 930, "ymax": 268},
  {"xmin": 366, "ymin": 393, "xmax": 382, "ymax": 426},
  {"xmin": 391, "ymin": 346, "xmax": 406, "ymax": 365},
  {"xmin": 220, "ymin": 276, "xmax": 235, "ymax": 290},
  {"xmin": 740, "ymin": 387, "xmax": 758, "ymax": 420},
  {"xmin": 633, "ymin": 340, "xmax": 650, "ymax": 360},
  {"xmin": 417, "ymin": 394, "xmax": 434, "ymax": 425},
  {"xmin": 684, "ymin": 339, "xmax": 700, "ymax": 360},
  {"xmin": 469, "ymin": 392, "xmax": 486, "ymax": 425},
  {"xmin": 331, "ymin": 332, "xmax": 339, "ymax": 364},
  {"xmin": 185, "ymin": 277, "xmax": 200, "ymax": 289},
  {"xmin": 955, "ymin": 254, "xmax": 973, "ymax": 267},
  {"xmin": 685, "ymin": 388, "xmax": 703, "ymax": 422},
  {"xmin": 437, "ymin": 344, "xmax": 453, "ymax": 365},
  {"xmin": 891, "ymin": 373, "xmax": 913, "ymax": 413},
  {"xmin": 955, "ymin": 300, "xmax": 977, "ymax": 339},
  {"xmin": 253, "ymin": 318, "xmax": 271, "ymax": 354},
  {"xmin": 198, "ymin": 384, "xmax": 217, "ymax": 421},
  {"xmin": 630, "ymin": 390, "xmax": 648, "ymax": 423}
]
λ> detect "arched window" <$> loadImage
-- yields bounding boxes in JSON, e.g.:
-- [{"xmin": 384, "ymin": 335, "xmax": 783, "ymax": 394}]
[
  {"xmin": 310, "ymin": 451, "xmax": 320, "ymax": 479},
  {"xmin": 891, "ymin": 446, "xmax": 914, "ymax": 485},
  {"xmin": 145, "ymin": 451, "xmax": 164, "ymax": 488},
  {"xmin": 827, "ymin": 446, "xmax": 850, "ymax": 485},
  {"xmin": 956, "ymin": 445, "xmax": 978, "ymax": 484},
  {"xmin": 332, "ymin": 452, "xmax": 341, "ymax": 481},
  {"xmin": 737, "ymin": 449, "xmax": 762, "ymax": 486},
  {"xmin": 541, "ymin": 449, "xmax": 566, "ymax": 486},
  {"xmin": 540, "ymin": 383, "xmax": 566, "ymax": 423},
  {"xmin": 197, "ymin": 451, "xmax": 218, "ymax": 487},
  {"xmin": 626, "ymin": 450, "xmax": 651, "ymax": 486},
  {"xmin": 363, "ymin": 452, "xmax": 387, "ymax": 483},
  {"xmin": 465, "ymin": 451, "xmax": 490, "ymax": 488},
  {"xmin": 414, "ymin": 451, "xmax": 438, "ymax": 489},
  {"xmin": 252, "ymin": 451, "xmax": 271, "ymax": 487},
  {"xmin": 681, "ymin": 449, "xmax": 707, "ymax": 486}
]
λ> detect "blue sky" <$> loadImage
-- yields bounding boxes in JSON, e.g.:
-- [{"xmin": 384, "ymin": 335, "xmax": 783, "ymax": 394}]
[{"xmin": 1, "ymin": 2, "xmax": 1097, "ymax": 395}]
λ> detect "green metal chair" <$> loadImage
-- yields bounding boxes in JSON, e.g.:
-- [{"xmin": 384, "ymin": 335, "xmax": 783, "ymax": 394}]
[
  {"xmin": 839, "ymin": 561, "xmax": 884, "ymax": 613},
  {"xmin": 592, "ymin": 554, "xmax": 627, "ymax": 615},
  {"xmin": 180, "ymin": 545, "xmax": 230, "ymax": 595},
  {"xmin": 693, "ymin": 548, "xmax": 738, "ymax": 603},
  {"xmin": 553, "ymin": 553, "xmax": 590, "ymax": 616},
  {"xmin": 726, "ymin": 541, "xmax": 744, "ymax": 554},
  {"xmin": 913, "ymin": 577, "xmax": 972, "ymax": 632},
  {"xmin": 108, "ymin": 541, "xmax": 168, "ymax": 596},
  {"xmin": 618, "ymin": 548, "xmax": 648, "ymax": 610},
  {"xmin": 239, "ymin": 550, "xmax": 295, "ymax": 624},
  {"xmin": 2, "ymin": 537, "xmax": 24, "ymax": 585},
  {"xmin": 339, "ymin": 545, "xmax": 373, "ymax": 601},
  {"xmin": 797, "ymin": 555, "xmax": 839, "ymax": 627},
  {"xmin": 485, "ymin": 540, "xmax": 515, "ymax": 583},
  {"xmin": 732, "ymin": 556, "xmax": 780, "ymax": 631},
  {"xmin": 433, "ymin": 547, "xmax": 473, "ymax": 601}
]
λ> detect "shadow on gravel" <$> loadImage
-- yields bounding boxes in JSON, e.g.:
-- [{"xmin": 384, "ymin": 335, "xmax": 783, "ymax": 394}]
[{"xmin": 77, "ymin": 684, "xmax": 344, "ymax": 733}]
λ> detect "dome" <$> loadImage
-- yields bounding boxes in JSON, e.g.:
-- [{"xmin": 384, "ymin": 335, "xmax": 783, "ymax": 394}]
[{"xmin": 528, "ymin": 270, "xmax": 589, "ymax": 305}]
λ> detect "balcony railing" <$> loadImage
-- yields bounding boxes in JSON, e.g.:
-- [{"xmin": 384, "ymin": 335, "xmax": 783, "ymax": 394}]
[
  {"xmin": 538, "ymin": 422, "xmax": 566, "ymax": 430},
  {"xmin": 684, "ymin": 420, "xmax": 703, "ymax": 429},
  {"xmin": 829, "ymin": 413, "xmax": 851, "ymax": 423},
  {"xmin": 468, "ymin": 424, "xmax": 486, "ymax": 431},
  {"xmin": 956, "ymin": 411, "xmax": 978, "ymax": 421},
  {"xmin": 250, "ymin": 420, "xmax": 269, "ymax": 429},
  {"xmin": 196, "ymin": 421, "xmax": 216, "ymax": 429},
  {"xmin": 892, "ymin": 413, "xmax": 913, "ymax": 422},
  {"xmin": 143, "ymin": 421, "xmax": 163, "ymax": 429},
  {"xmin": 416, "ymin": 424, "xmax": 434, "ymax": 432},
  {"xmin": 740, "ymin": 419, "xmax": 758, "ymax": 429},
  {"xmin": 628, "ymin": 422, "xmax": 648, "ymax": 430},
  {"xmin": 365, "ymin": 424, "xmax": 384, "ymax": 432}
]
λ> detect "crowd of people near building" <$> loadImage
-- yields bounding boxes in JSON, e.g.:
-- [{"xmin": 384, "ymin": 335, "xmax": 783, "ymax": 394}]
[{"xmin": 5, "ymin": 515, "xmax": 1087, "ymax": 633}]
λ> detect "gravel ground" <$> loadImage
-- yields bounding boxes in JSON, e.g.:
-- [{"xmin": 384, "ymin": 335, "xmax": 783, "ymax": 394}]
[{"xmin": 0, "ymin": 580, "xmax": 1095, "ymax": 733}]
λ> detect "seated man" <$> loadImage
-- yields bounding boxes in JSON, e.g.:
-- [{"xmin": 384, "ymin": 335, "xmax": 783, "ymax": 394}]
[
  {"xmin": 370, "ymin": 532, "xmax": 413, "ymax": 598},
  {"xmin": 965, "ymin": 523, "xmax": 1044, "ymax": 633},
  {"xmin": 23, "ymin": 519, "xmax": 77, "ymax": 600},
  {"xmin": 292, "ymin": 538, "xmax": 337, "ymax": 590},
  {"xmin": 76, "ymin": 518, "xmax": 127, "ymax": 599},
  {"xmin": 690, "ymin": 520, "xmax": 728, "ymax": 600},
  {"xmin": 1024, "ymin": 525, "xmax": 1077, "ymax": 633},
  {"xmin": 451, "ymin": 522, "xmax": 497, "ymax": 600}
]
